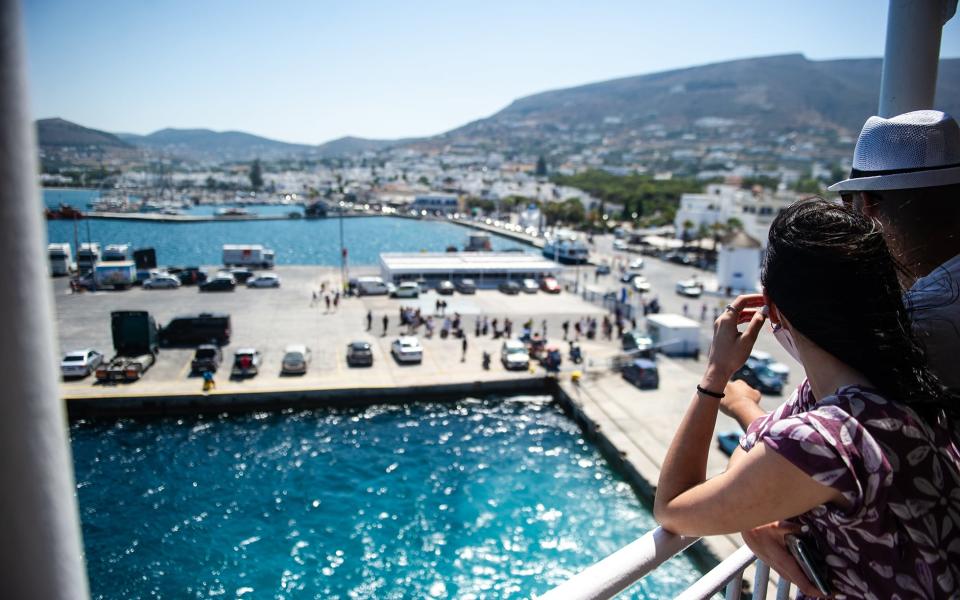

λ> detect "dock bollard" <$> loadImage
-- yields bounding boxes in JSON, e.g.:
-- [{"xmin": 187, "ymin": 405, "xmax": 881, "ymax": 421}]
[{"xmin": 571, "ymin": 370, "xmax": 582, "ymax": 384}]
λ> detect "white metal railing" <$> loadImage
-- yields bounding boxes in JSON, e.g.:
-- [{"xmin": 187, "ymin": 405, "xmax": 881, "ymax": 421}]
[{"xmin": 539, "ymin": 527, "xmax": 792, "ymax": 600}]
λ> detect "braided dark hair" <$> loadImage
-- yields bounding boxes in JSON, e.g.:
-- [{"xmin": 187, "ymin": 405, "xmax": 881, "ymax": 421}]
[{"xmin": 762, "ymin": 198, "xmax": 954, "ymax": 421}]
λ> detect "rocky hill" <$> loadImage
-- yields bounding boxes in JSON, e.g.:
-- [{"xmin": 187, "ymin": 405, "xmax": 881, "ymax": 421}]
[
  {"xmin": 37, "ymin": 118, "xmax": 132, "ymax": 148},
  {"xmin": 433, "ymin": 54, "xmax": 960, "ymax": 148}
]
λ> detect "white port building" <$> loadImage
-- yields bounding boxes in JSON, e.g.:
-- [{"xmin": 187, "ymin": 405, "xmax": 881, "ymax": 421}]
[{"xmin": 379, "ymin": 252, "xmax": 561, "ymax": 288}]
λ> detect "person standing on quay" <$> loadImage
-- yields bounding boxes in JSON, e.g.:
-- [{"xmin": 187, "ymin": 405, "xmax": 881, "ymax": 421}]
[
  {"xmin": 366, "ymin": 310, "xmax": 372, "ymax": 331},
  {"xmin": 461, "ymin": 336, "xmax": 468, "ymax": 362},
  {"xmin": 382, "ymin": 314, "xmax": 388, "ymax": 337}
]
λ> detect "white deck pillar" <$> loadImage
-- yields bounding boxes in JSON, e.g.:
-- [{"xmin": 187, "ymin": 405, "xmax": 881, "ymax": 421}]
[
  {"xmin": 0, "ymin": 0, "xmax": 90, "ymax": 597},
  {"xmin": 879, "ymin": 0, "xmax": 957, "ymax": 116}
]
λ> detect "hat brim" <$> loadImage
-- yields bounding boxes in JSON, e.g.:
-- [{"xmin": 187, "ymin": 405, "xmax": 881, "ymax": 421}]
[{"xmin": 828, "ymin": 165, "xmax": 960, "ymax": 192}]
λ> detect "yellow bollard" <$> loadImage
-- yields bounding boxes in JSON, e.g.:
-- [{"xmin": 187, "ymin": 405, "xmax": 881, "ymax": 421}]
[{"xmin": 571, "ymin": 370, "xmax": 582, "ymax": 384}]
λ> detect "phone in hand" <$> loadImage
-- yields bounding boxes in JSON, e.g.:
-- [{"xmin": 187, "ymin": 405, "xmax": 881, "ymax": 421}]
[{"xmin": 785, "ymin": 534, "xmax": 831, "ymax": 597}]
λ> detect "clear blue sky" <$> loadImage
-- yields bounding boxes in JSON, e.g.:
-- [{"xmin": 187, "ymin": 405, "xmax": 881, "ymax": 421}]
[{"xmin": 23, "ymin": 0, "xmax": 960, "ymax": 145}]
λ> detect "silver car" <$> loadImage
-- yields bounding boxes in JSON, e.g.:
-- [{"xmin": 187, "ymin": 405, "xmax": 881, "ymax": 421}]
[
  {"xmin": 143, "ymin": 274, "xmax": 181, "ymax": 289},
  {"xmin": 61, "ymin": 348, "xmax": 103, "ymax": 378},
  {"xmin": 281, "ymin": 344, "xmax": 312, "ymax": 374}
]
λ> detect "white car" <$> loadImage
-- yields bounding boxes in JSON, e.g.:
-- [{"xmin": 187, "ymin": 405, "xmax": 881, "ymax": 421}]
[
  {"xmin": 247, "ymin": 273, "xmax": 281, "ymax": 288},
  {"xmin": 521, "ymin": 279, "xmax": 539, "ymax": 294},
  {"xmin": 628, "ymin": 258, "xmax": 644, "ymax": 271},
  {"xmin": 501, "ymin": 339, "xmax": 530, "ymax": 370},
  {"xmin": 281, "ymin": 344, "xmax": 312, "ymax": 374},
  {"xmin": 675, "ymin": 279, "xmax": 704, "ymax": 298},
  {"xmin": 391, "ymin": 336, "xmax": 423, "ymax": 363},
  {"xmin": 391, "ymin": 281, "xmax": 420, "ymax": 298},
  {"xmin": 613, "ymin": 239, "xmax": 628, "ymax": 251},
  {"xmin": 750, "ymin": 350, "xmax": 791, "ymax": 383},
  {"xmin": 61, "ymin": 348, "xmax": 103, "ymax": 378},
  {"xmin": 632, "ymin": 277, "xmax": 651, "ymax": 293},
  {"xmin": 143, "ymin": 274, "xmax": 181, "ymax": 289}
]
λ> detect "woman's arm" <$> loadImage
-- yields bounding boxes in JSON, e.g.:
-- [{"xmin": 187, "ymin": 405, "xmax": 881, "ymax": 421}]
[{"xmin": 654, "ymin": 295, "xmax": 847, "ymax": 536}]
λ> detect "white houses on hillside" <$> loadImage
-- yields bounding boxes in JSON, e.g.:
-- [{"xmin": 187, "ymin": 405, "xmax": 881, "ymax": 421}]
[{"xmin": 674, "ymin": 184, "xmax": 798, "ymax": 247}]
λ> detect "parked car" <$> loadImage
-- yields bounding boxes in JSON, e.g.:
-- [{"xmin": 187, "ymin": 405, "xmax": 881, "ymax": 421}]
[
  {"xmin": 60, "ymin": 348, "xmax": 103, "ymax": 378},
  {"xmin": 199, "ymin": 274, "xmax": 236, "ymax": 292},
  {"xmin": 230, "ymin": 268, "xmax": 255, "ymax": 283},
  {"xmin": 749, "ymin": 350, "xmax": 791, "ymax": 383},
  {"xmin": 231, "ymin": 348, "xmax": 262, "ymax": 377},
  {"xmin": 501, "ymin": 339, "xmax": 530, "ymax": 370},
  {"xmin": 391, "ymin": 281, "xmax": 420, "ymax": 298},
  {"xmin": 540, "ymin": 277, "xmax": 561, "ymax": 294},
  {"xmin": 346, "ymin": 341, "xmax": 374, "ymax": 367},
  {"xmin": 143, "ymin": 274, "xmax": 181, "ymax": 289},
  {"xmin": 391, "ymin": 336, "xmax": 423, "ymax": 363},
  {"xmin": 455, "ymin": 279, "xmax": 477, "ymax": 294},
  {"xmin": 437, "ymin": 280, "xmax": 455, "ymax": 295},
  {"xmin": 732, "ymin": 358, "xmax": 783, "ymax": 395},
  {"xmin": 622, "ymin": 358, "xmax": 660, "ymax": 389},
  {"xmin": 498, "ymin": 281, "xmax": 521, "ymax": 295},
  {"xmin": 247, "ymin": 273, "xmax": 281, "ymax": 288},
  {"xmin": 190, "ymin": 344, "xmax": 223, "ymax": 374},
  {"xmin": 628, "ymin": 258, "xmax": 644, "ymax": 270},
  {"xmin": 621, "ymin": 331, "xmax": 655, "ymax": 357},
  {"xmin": 613, "ymin": 239, "xmax": 628, "ymax": 251},
  {"xmin": 716, "ymin": 432, "xmax": 742, "ymax": 457},
  {"xmin": 620, "ymin": 272, "xmax": 641, "ymax": 284},
  {"xmin": 595, "ymin": 263, "xmax": 611, "ymax": 275},
  {"xmin": 174, "ymin": 267, "xmax": 208, "ymax": 285},
  {"xmin": 675, "ymin": 279, "xmax": 703, "ymax": 298},
  {"xmin": 631, "ymin": 277, "xmax": 652, "ymax": 293},
  {"xmin": 281, "ymin": 344, "xmax": 312, "ymax": 374},
  {"xmin": 521, "ymin": 279, "xmax": 539, "ymax": 294}
]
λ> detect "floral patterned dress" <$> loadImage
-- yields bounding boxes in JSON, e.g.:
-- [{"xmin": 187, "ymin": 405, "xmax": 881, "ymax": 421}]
[{"xmin": 740, "ymin": 380, "xmax": 960, "ymax": 599}]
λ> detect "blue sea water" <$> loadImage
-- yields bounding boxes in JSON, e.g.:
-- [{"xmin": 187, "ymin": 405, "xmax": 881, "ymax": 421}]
[
  {"xmin": 71, "ymin": 398, "xmax": 700, "ymax": 599},
  {"xmin": 44, "ymin": 189, "xmax": 527, "ymax": 266}
]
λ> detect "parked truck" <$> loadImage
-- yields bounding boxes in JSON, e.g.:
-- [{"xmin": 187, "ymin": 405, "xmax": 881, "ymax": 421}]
[
  {"xmin": 95, "ymin": 311, "xmax": 159, "ymax": 382},
  {"xmin": 48, "ymin": 243, "xmax": 74, "ymax": 276},
  {"xmin": 76, "ymin": 242, "xmax": 100, "ymax": 274},
  {"xmin": 223, "ymin": 244, "xmax": 275, "ymax": 269},
  {"xmin": 645, "ymin": 313, "xmax": 701, "ymax": 357},
  {"xmin": 94, "ymin": 261, "xmax": 137, "ymax": 290}
]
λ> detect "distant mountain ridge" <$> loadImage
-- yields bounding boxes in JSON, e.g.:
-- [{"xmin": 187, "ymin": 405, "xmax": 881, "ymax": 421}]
[
  {"xmin": 36, "ymin": 54, "xmax": 960, "ymax": 162},
  {"xmin": 37, "ymin": 118, "xmax": 132, "ymax": 148},
  {"xmin": 440, "ymin": 54, "xmax": 960, "ymax": 144}
]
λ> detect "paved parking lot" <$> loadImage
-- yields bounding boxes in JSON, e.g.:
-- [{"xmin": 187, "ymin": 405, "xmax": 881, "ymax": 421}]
[{"xmin": 54, "ymin": 266, "xmax": 609, "ymax": 398}]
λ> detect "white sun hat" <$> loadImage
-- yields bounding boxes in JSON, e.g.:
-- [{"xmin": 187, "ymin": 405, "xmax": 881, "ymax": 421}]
[{"xmin": 828, "ymin": 110, "xmax": 960, "ymax": 192}]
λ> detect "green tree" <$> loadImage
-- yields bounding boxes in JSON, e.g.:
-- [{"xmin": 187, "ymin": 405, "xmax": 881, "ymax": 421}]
[
  {"xmin": 535, "ymin": 155, "xmax": 548, "ymax": 177},
  {"xmin": 249, "ymin": 159, "xmax": 264, "ymax": 190},
  {"xmin": 417, "ymin": 175, "xmax": 430, "ymax": 186}
]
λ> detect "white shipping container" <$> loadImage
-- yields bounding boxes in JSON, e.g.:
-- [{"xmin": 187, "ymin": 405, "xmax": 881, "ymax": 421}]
[{"xmin": 646, "ymin": 313, "xmax": 701, "ymax": 357}]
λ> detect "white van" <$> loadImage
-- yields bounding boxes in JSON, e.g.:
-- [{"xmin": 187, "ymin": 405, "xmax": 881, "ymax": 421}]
[{"xmin": 356, "ymin": 276, "xmax": 390, "ymax": 296}]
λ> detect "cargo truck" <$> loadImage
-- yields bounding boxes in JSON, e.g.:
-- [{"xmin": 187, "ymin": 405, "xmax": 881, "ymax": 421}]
[
  {"xmin": 645, "ymin": 313, "xmax": 701, "ymax": 357},
  {"xmin": 94, "ymin": 261, "xmax": 137, "ymax": 290},
  {"xmin": 222, "ymin": 244, "xmax": 275, "ymax": 269},
  {"xmin": 48, "ymin": 243, "xmax": 74, "ymax": 276},
  {"xmin": 95, "ymin": 311, "xmax": 159, "ymax": 383},
  {"xmin": 76, "ymin": 242, "xmax": 100, "ymax": 274}
]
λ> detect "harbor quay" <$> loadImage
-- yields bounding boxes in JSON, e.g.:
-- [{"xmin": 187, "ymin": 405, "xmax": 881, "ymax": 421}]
[{"xmin": 53, "ymin": 258, "xmax": 791, "ymax": 579}]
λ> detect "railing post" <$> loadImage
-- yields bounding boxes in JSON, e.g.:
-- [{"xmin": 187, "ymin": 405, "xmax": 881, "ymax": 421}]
[
  {"xmin": 0, "ymin": 0, "xmax": 90, "ymax": 597},
  {"xmin": 752, "ymin": 561, "xmax": 771, "ymax": 600}
]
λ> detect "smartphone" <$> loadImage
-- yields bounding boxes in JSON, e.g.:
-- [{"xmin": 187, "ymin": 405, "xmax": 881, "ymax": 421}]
[{"xmin": 785, "ymin": 534, "xmax": 832, "ymax": 597}]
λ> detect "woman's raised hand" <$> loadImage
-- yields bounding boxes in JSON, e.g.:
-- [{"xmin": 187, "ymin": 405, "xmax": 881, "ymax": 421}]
[{"xmin": 703, "ymin": 294, "xmax": 766, "ymax": 386}]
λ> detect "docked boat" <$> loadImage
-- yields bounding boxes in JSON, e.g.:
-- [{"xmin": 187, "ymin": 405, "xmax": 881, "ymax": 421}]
[
  {"xmin": 215, "ymin": 207, "xmax": 254, "ymax": 218},
  {"xmin": 464, "ymin": 232, "xmax": 492, "ymax": 252},
  {"xmin": 44, "ymin": 203, "xmax": 84, "ymax": 220},
  {"xmin": 542, "ymin": 234, "xmax": 589, "ymax": 264}
]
